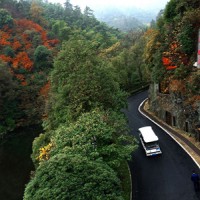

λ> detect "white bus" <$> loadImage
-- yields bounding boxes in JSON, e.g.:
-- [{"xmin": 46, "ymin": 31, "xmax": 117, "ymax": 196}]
[{"xmin": 138, "ymin": 126, "xmax": 162, "ymax": 156}]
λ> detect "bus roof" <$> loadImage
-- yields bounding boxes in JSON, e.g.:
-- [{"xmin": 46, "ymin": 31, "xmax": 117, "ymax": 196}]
[{"xmin": 138, "ymin": 126, "xmax": 159, "ymax": 143}]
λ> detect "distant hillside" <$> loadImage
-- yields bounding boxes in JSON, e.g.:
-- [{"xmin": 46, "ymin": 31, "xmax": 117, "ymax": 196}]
[
  {"xmin": 99, "ymin": 14, "xmax": 145, "ymax": 32},
  {"xmin": 94, "ymin": 6, "xmax": 158, "ymax": 31}
]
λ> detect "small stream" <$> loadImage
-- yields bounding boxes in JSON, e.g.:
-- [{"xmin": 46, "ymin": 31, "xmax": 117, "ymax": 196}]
[{"xmin": 0, "ymin": 126, "xmax": 42, "ymax": 200}]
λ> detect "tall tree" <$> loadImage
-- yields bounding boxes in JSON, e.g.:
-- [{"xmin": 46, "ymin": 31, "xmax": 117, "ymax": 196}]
[
  {"xmin": 64, "ymin": 0, "xmax": 73, "ymax": 25},
  {"xmin": 46, "ymin": 38, "xmax": 127, "ymax": 129}
]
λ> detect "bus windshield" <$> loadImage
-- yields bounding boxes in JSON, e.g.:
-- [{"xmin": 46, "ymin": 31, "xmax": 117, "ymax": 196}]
[{"xmin": 145, "ymin": 141, "xmax": 159, "ymax": 150}]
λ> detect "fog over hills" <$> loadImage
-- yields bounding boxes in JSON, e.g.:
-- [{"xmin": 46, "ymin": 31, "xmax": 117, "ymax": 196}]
[
  {"xmin": 69, "ymin": 0, "xmax": 168, "ymax": 31},
  {"xmin": 93, "ymin": 5, "xmax": 161, "ymax": 31},
  {"xmin": 94, "ymin": 5, "xmax": 158, "ymax": 24},
  {"xmin": 49, "ymin": 0, "xmax": 169, "ymax": 31}
]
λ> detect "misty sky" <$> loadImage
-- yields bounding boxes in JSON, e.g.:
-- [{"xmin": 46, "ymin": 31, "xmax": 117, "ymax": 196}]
[{"xmin": 48, "ymin": 0, "xmax": 169, "ymax": 11}]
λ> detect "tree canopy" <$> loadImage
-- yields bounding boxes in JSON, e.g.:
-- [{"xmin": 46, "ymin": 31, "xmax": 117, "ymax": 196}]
[
  {"xmin": 27, "ymin": 108, "xmax": 137, "ymax": 200},
  {"xmin": 46, "ymin": 37, "xmax": 127, "ymax": 129}
]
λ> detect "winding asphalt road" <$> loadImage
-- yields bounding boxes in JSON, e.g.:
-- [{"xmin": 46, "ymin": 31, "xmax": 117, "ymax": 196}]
[{"xmin": 124, "ymin": 90, "xmax": 200, "ymax": 200}]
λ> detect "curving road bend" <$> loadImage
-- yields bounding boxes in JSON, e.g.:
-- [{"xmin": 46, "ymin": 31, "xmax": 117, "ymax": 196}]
[{"xmin": 125, "ymin": 90, "xmax": 200, "ymax": 200}]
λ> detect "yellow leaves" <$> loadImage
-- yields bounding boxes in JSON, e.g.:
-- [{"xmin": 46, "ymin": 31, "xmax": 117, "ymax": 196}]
[
  {"xmin": 30, "ymin": 1, "xmax": 47, "ymax": 27},
  {"xmin": 99, "ymin": 42, "xmax": 120, "ymax": 58},
  {"xmin": 143, "ymin": 29, "xmax": 159, "ymax": 62},
  {"xmin": 104, "ymin": 42, "xmax": 120, "ymax": 53},
  {"xmin": 37, "ymin": 142, "xmax": 53, "ymax": 162}
]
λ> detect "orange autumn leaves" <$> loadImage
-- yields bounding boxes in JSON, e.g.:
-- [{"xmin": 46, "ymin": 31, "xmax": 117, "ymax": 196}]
[
  {"xmin": 0, "ymin": 31, "xmax": 11, "ymax": 46},
  {"xmin": 162, "ymin": 57, "xmax": 177, "ymax": 70},
  {"xmin": 162, "ymin": 42, "xmax": 177, "ymax": 70},
  {"xmin": 0, "ymin": 19, "xmax": 59, "ymax": 85},
  {"xmin": 0, "ymin": 54, "xmax": 12, "ymax": 62},
  {"xmin": 40, "ymin": 81, "xmax": 50, "ymax": 98},
  {"xmin": 15, "ymin": 19, "xmax": 59, "ymax": 48},
  {"xmin": 12, "ymin": 52, "xmax": 33, "ymax": 71},
  {"xmin": 162, "ymin": 40, "xmax": 189, "ymax": 70}
]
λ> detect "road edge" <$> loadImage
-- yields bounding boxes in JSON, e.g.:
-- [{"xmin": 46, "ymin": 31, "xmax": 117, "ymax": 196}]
[{"xmin": 138, "ymin": 98, "xmax": 200, "ymax": 169}]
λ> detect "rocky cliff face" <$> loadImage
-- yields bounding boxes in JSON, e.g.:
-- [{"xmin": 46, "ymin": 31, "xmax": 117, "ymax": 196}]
[{"xmin": 148, "ymin": 69, "xmax": 200, "ymax": 140}]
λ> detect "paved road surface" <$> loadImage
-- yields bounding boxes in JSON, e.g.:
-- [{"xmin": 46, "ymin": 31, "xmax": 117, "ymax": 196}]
[{"xmin": 125, "ymin": 90, "xmax": 200, "ymax": 200}]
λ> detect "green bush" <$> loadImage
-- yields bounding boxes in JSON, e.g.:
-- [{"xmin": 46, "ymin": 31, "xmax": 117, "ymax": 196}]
[
  {"xmin": 173, "ymin": 64, "xmax": 191, "ymax": 79},
  {"xmin": 24, "ymin": 153, "xmax": 124, "ymax": 200},
  {"xmin": 178, "ymin": 24, "xmax": 194, "ymax": 55}
]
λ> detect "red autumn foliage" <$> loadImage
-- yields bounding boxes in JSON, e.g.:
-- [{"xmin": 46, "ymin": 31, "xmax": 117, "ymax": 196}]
[
  {"xmin": 14, "ymin": 19, "xmax": 59, "ymax": 49},
  {"xmin": 15, "ymin": 19, "xmax": 49, "ymax": 47},
  {"xmin": 0, "ymin": 55, "xmax": 12, "ymax": 62},
  {"xmin": 0, "ymin": 18, "xmax": 59, "ymax": 91},
  {"xmin": 25, "ymin": 43, "xmax": 32, "ymax": 49},
  {"xmin": 21, "ymin": 81, "xmax": 28, "ymax": 86},
  {"xmin": 162, "ymin": 57, "xmax": 171, "ymax": 65},
  {"xmin": 40, "ymin": 81, "xmax": 50, "ymax": 98},
  {"xmin": 170, "ymin": 42, "xmax": 178, "ymax": 50},
  {"xmin": 15, "ymin": 19, "xmax": 44, "ymax": 33},
  {"xmin": 14, "ymin": 74, "xmax": 27, "ymax": 86},
  {"xmin": 162, "ymin": 40, "xmax": 185, "ymax": 70},
  {"xmin": 162, "ymin": 56, "xmax": 177, "ymax": 70},
  {"xmin": 0, "ymin": 31, "xmax": 11, "ymax": 46},
  {"xmin": 166, "ymin": 66, "xmax": 177, "ymax": 70},
  {"xmin": 15, "ymin": 74, "xmax": 25, "ymax": 81},
  {"xmin": 12, "ymin": 39, "xmax": 22, "ymax": 50},
  {"xmin": 44, "ymin": 39, "xmax": 59, "ymax": 48},
  {"xmin": 12, "ymin": 52, "xmax": 33, "ymax": 70}
]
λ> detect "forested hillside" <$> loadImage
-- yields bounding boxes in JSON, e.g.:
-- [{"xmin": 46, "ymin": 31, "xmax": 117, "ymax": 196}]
[
  {"xmin": 0, "ymin": 0, "xmax": 126, "ymax": 134},
  {"xmin": 0, "ymin": 0, "xmax": 199, "ymax": 199},
  {"xmin": 0, "ymin": 0, "xmax": 148, "ymax": 199},
  {"xmin": 147, "ymin": 0, "xmax": 200, "ymax": 138},
  {"xmin": 0, "ymin": 0, "xmax": 151, "ymax": 136}
]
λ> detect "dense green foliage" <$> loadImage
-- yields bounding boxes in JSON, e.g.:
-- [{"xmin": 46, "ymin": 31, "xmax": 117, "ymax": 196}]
[
  {"xmin": 27, "ymin": 109, "xmax": 137, "ymax": 199},
  {"xmin": 50, "ymin": 110, "xmax": 136, "ymax": 167},
  {"xmin": 34, "ymin": 45, "xmax": 53, "ymax": 70},
  {"xmin": 27, "ymin": 31, "xmax": 138, "ymax": 198},
  {"xmin": 46, "ymin": 38, "xmax": 127, "ymax": 129},
  {"xmin": 0, "ymin": 61, "xmax": 18, "ymax": 134},
  {"xmin": 24, "ymin": 154, "xmax": 124, "ymax": 200}
]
